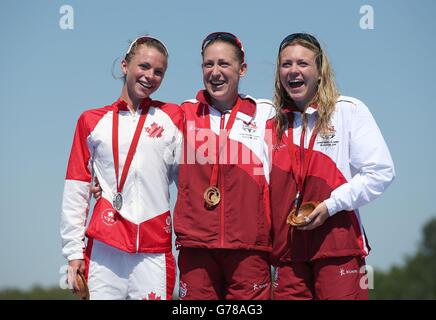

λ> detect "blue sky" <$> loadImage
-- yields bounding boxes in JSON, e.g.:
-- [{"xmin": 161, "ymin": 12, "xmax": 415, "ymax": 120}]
[{"xmin": 1, "ymin": 0, "xmax": 435, "ymax": 290}]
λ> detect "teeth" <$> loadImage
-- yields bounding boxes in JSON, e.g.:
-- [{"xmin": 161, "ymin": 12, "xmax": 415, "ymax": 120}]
[
  {"xmin": 211, "ymin": 81, "xmax": 225, "ymax": 85},
  {"xmin": 289, "ymin": 80, "xmax": 304, "ymax": 88},
  {"xmin": 138, "ymin": 81, "xmax": 151, "ymax": 88}
]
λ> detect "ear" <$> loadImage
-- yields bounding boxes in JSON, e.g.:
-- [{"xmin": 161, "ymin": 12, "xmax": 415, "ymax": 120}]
[
  {"xmin": 121, "ymin": 59, "xmax": 128, "ymax": 76},
  {"xmin": 239, "ymin": 62, "xmax": 248, "ymax": 77}
]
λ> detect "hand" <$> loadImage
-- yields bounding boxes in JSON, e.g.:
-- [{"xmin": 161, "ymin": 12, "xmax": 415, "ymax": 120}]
[
  {"xmin": 298, "ymin": 202, "xmax": 329, "ymax": 231},
  {"xmin": 90, "ymin": 177, "xmax": 102, "ymax": 200},
  {"xmin": 67, "ymin": 259, "xmax": 85, "ymax": 293}
]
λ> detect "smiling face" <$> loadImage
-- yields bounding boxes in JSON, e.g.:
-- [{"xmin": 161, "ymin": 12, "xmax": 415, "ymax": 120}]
[
  {"xmin": 202, "ymin": 41, "xmax": 247, "ymax": 111},
  {"xmin": 121, "ymin": 45, "xmax": 167, "ymax": 107},
  {"xmin": 279, "ymin": 44, "xmax": 320, "ymax": 111}
]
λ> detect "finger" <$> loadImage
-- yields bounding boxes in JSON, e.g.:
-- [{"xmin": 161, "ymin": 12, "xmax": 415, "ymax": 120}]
[
  {"xmin": 67, "ymin": 266, "xmax": 77, "ymax": 290},
  {"xmin": 298, "ymin": 218, "xmax": 320, "ymax": 231},
  {"xmin": 305, "ymin": 209, "xmax": 321, "ymax": 224}
]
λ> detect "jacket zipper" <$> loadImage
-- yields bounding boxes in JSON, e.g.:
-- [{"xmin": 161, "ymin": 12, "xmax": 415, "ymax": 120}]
[
  {"xmin": 219, "ymin": 113, "xmax": 226, "ymax": 247},
  {"xmin": 132, "ymin": 109, "xmax": 140, "ymax": 253}
]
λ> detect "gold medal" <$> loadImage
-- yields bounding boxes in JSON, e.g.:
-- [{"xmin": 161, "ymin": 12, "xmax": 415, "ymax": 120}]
[
  {"xmin": 204, "ymin": 186, "xmax": 221, "ymax": 207},
  {"xmin": 287, "ymin": 201, "xmax": 320, "ymax": 227}
]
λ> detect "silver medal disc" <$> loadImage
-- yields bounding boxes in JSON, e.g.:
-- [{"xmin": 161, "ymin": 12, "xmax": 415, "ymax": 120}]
[{"xmin": 113, "ymin": 192, "xmax": 123, "ymax": 211}]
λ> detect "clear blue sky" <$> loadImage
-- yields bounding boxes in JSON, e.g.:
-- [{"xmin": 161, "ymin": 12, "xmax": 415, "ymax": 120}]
[{"xmin": 1, "ymin": 0, "xmax": 435, "ymax": 290}]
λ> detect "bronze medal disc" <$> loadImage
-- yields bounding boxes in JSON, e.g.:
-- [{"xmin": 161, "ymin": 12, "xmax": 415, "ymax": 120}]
[
  {"xmin": 204, "ymin": 186, "xmax": 221, "ymax": 207},
  {"xmin": 286, "ymin": 201, "xmax": 320, "ymax": 227}
]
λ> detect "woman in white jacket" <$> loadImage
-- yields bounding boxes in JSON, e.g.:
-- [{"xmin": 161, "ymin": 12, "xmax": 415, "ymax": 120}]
[
  {"xmin": 61, "ymin": 36, "xmax": 183, "ymax": 300},
  {"xmin": 267, "ymin": 33, "xmax": 395, "ymax": 300}
]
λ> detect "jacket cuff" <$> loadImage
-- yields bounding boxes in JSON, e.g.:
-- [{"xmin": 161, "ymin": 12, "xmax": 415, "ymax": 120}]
[
  {"xmin": 324, "ymin": 198, "xmax": 339, "ymax": 217},
  {"xmin": 67, "ymin": 252, "xmax": 84, "ymax": 261}
]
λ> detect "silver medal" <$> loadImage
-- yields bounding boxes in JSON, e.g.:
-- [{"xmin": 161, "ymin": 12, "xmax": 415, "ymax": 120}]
[{"xmin": 113, "ymin": 192, "xmax": 123, "ymax": 211}]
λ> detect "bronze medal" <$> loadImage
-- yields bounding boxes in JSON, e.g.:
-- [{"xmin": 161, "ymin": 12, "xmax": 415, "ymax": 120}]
[
  {"xmin": 287, "ymin": 201, "xmax": 320, "ymax": 227},
  {"xmin": 204, "ymin": 186, "xmax": 221, "ymax": 207}
]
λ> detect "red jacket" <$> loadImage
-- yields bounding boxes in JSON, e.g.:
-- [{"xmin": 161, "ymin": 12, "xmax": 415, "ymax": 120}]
[{"xmin": 174, "ymin": 90, "xmax": 275, "ymax": 252}]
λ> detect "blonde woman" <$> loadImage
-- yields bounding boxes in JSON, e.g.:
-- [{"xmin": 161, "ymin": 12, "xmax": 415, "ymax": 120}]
[
  {"xmin": 267, "ymin": 33, "xmax": 395, "ymax": 299},
  {"xmin": 61, "ymin": 36, "xmax": 182, "ymax": 299}
]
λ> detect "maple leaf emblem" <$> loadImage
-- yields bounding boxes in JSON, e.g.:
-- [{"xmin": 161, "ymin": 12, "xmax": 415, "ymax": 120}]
[
  {"xmin": 143, "ymin": 291, "xmax": 162, "ymax": 300},
  {"xmin": 145, "ymin": 122, "xmax": 164, "ymax": 138}
]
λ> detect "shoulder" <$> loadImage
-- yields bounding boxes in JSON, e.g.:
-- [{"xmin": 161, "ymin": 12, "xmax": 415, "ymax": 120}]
[
  {"xmin": 180, "ymin": 98, "xmax": 201, "ymax": 115},
  {"xmin": 77, "ymin": 104, "xmax": 113, "ymax": 129},
  {"xmin": 152, "ymin": 100, "xmax": 184, "ymax": 129},
  {"xmin": 240, "ymin": 94, "xmax": 276, "ymax": 120},
  {"xmin": 335, "ymin": 95, "xmax": 372, "ymax": 115},
  {"xmin": 336, "ymin": 95, "xmax": 368, "ymax": 109},
  {"xmin": 152, "ymin": 100, "xmax": 182, "ymax": 116}
]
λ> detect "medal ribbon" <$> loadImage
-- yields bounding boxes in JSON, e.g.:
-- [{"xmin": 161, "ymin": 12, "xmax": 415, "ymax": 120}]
[
  {"xmin": 112, "ymin": 99, "xmax": 151, "ymax": 196},
  {"xmin": 205, "ymin": 97, "xmax": 242, "ymax": 188},
  {"xmin": 286, "ymin": 112, "xmax": 318, "ymax": 208}
]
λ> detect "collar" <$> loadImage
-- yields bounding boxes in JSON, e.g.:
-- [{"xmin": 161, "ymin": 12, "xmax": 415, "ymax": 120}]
[
  {"xmin": 114, "ymin": 98, "xmax": 152, "ymax": 112},
  {"xmin": 195, "ymin": 90, "xmax": 256, "ymax": 122},
  {"xmin": 283, "ymin": 103, "xmax": 318, "ymax": 115}
]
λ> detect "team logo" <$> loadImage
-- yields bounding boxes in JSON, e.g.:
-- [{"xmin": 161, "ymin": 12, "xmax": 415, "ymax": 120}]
[
  {"xmin": 240, "ymin": 121, "xmax": 260, "ymax": 140},
  {"xmin": 164, "ymin": 216, "xmax": 172, "ymax": 234},
  {"xmin": 318, "ymin": 125, "xmax": 339, "ymax": 147},
  {"xmin": 320, "ymin": 125, "xmax": 336, "ymax": 140},
  {"xmin": 242, "ymin": 121, "xmax": 258, "ymax": 134},
  {"xmin": 145, "ymin": 122, "xmax": 164, "ymax": 138},
  {"xmin": 179, "ymin": 281, "xmax": 188, "ymax": 299},
  {"xmin": 252, "ymin": 282, "xmax": 269, "ymax": 291},
  {"xmin": 101, "ymin": 208, "xmax": 117, "ymax": 226},
  {"xmin": 339, "ymin": 268, "xmax": 358, "ymax": 276}
]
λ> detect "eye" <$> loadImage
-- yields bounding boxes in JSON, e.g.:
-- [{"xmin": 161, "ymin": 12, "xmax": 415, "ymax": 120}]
[
  {"xmin": 203, "ymin": 62, "xmax": 213, "ymax": 68},
  {"xmin": 139, "ymin": 63, "xmax": 151, "ymax": 70},
  {"xmin": 281, "ymin": 62, "xmax": 292, "ymax": 68},
  {"xmin": 154, "ymin": 69, "xmax": 164, "ymax": 77}
]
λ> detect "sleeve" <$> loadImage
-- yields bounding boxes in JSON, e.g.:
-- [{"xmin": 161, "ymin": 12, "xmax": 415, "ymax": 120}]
[
  {"xmin": 60, "ymin": 113, "xmax": 93, "ymax": 261},
  {"xmin": 324, "ymin": 100, "xmax": 395, "ymax": 216}
]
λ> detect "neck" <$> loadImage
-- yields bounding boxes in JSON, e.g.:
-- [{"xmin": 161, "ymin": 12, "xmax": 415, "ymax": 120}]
[
  {"xmin": 293, "ymin": 101, "xmax": 310, "ymax": 113},
  {"xmin": 211, "ymin": 95, "xmax": 238, "ymax": 113},
  {"xmin": 120, "ymin": 86, "xmax": 141, "ymax": 113}
]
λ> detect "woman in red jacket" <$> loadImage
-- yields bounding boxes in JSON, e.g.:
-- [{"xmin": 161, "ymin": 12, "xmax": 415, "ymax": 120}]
[{"xmin": 174, "ymin": 32, "xmax": 275, "ymax": 300}]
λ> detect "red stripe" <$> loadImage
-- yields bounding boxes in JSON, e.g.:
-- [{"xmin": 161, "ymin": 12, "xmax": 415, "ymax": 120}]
[
  {"xmin": 84, "ymin": 237, "xmax": 94, "ymax": 280},
  {"xmin": 165, "ymin": 252, "xmax": 176, "ymax": 300},
  {"xmin": 65, "ymin": 107, "xmax": 111, "ymax": 181},
  {"xmin": 349, "ymin": 212, "xmax": 368, "ymax": 255}
]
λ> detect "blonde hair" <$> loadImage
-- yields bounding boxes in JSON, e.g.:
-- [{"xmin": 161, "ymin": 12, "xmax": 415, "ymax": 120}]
[
  {"xmin": 125, "ymin": 37, "xmax": 168, "ymax": 63},
  {"xmin": 273, "ymin": 36, "xmax": 340, "ymax": 140}
]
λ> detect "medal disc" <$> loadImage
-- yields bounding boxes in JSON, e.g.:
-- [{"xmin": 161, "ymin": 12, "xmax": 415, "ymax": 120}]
[
  {"xmin": 113, "ymin": 192, "xmax": 123, "ymax": 211},
  {"xmin": 204, "ymin": 186, "xmax": 221, "ymax": 207},
  {"xmin": 286, "ymin": 201, "xmax": 320, "ymax": 227}
]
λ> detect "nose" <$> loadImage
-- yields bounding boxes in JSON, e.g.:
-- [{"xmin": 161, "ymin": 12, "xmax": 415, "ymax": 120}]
[
  {"xmin": 143, "ymin": 68, "xmax": 155, "ymax": 80},
  {"xmin": 211, "ymin": 65, "xmax": 221, "ymax": 77},
  {"xmin": 289, "ymin": 63, "xmax": 299, "ymax": 75}
]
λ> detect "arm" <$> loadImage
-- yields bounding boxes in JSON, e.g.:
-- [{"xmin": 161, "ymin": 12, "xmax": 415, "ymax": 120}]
[
  {"xmin": 60, "ymin": 113, "xmax": 93, "ymax": 262},
  {"xmin": 324, "ymin": 100, "xmax": 395, "ymax": 216}
]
